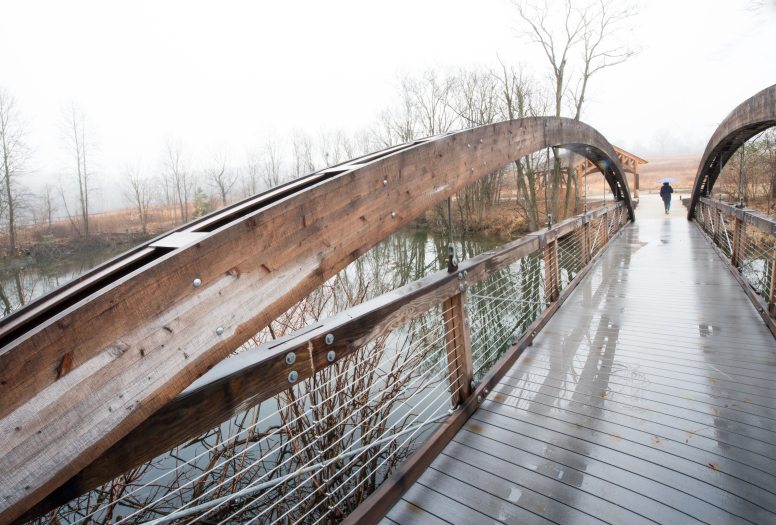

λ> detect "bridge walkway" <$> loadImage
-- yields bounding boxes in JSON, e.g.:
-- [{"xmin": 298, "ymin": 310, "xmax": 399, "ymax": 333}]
[{"xmin": 384, "ymin": 207, "xmax": 776, "ymax": 524}]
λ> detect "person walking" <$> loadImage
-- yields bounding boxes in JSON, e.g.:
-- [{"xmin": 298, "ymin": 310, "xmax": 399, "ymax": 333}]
[{"xmin": 660, "ymin": 181, "xmax": 674, "ymax": 214}]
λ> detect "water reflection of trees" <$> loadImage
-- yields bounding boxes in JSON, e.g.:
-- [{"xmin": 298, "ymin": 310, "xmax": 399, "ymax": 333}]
[
  {"xmin": 36, "ymin": 230, "xmax": 464, "ymax": 524},
  {"xmin": 0, "ymin": 245, "xmax": 128, "ymax": 319},
  {"xmin": 469, "ymin": 252, "xmax": 546, "ymax": 378},
  {"xmin": 33, "ymin": 225, "xmax": 543, "ymax": 524}
]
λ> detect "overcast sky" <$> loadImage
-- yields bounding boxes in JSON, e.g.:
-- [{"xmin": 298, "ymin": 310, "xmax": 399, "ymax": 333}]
[{"xmin": 1, "ymin": 0, "xmax": 775, "ymax": 210}]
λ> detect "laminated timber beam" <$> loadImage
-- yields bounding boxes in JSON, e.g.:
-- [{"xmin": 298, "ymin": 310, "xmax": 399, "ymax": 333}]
[
  {"xmin": 0, "ymin": 117, "xmax": 632, "ymax": 524},
  {"xmin": 688, "ymin": 83, "xmax": 776, "ymax": 219}
]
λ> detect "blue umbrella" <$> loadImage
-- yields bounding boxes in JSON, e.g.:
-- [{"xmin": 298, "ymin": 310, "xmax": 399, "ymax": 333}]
[{"xmin": 660, "ymin": 177, "xmax": 677, "ymax": 183}]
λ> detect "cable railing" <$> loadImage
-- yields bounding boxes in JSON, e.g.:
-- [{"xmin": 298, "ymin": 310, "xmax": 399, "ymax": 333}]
[
  {"xmin": 695, "ymin": 198, "xmax": 776, "ymax": 330},
  {"xmin": 31, "ymin": 201, "xmax": 629, "ymax": 525}
]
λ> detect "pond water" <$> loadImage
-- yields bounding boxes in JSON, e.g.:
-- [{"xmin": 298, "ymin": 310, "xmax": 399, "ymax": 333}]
[
  {"xmin": 0, "ymin": 242, "xmax": 140, "ymax": 318},
  {"xmin": 0, "ymin": 225, "xmax": 508, "ymax": 320},
  {"xmin": 17, "ymin": 224, "xmax": 519, "ymax": 524}
]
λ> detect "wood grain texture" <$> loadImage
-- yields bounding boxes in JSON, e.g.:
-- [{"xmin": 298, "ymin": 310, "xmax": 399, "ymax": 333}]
[
  {"xmin": 689, "ymin": 83, "xmax": 776, "ymax": 219},
  {"xmin": 442, "ymin": 291, "xmax": 473, "ymax": 407},
  {"xmin": 397, "ymin": 217, "xmax": 776, "ymax": 525},
  {"xmin": 24, "ymin": 203, "xmax": 623, "ymax": 522},
  {"xmin": 0, "ymin": 118, "xmax": 632, "ymax": 524},
  {"xmin": 543, "ymin": 239, "xmax": 560, "ymax": 303},
  {"xmin": 699, "ymin": 197, "xmax": 776, "ymax": 236},
  {"xmin": 343, "ymin": 208, "xmax": 630, "ymax": 525}
]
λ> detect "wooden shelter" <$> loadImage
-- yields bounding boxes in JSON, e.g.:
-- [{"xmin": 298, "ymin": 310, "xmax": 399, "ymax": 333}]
[{"xmin": 575, "ymin": 145, "xmax": 648, "ymax": 198}]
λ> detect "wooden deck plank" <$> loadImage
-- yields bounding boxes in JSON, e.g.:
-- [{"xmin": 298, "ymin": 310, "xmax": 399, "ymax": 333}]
[
  {"xmin": 437, "ymin": 442, "xmax": 655, "ymax": 525},
  {"xmin": 399, "ymin": 478, "xmax": 515, "ymax": 525},
  {"xmin": 416, "ymin": 464, "xmax": 562, "ymax": 524},
  {"xmin": 388, "ymin": 217, "xmax": 776, "ymax": 523},
  {"xmin": 480, "ymin": 398, "xmax": 776, "ymax": 512},
  {"xmin": 383, "ymin": 499, "xmax": 450, "ymax": 525},
  {"xmin": 498, "ymin": 364, "xmax": 776, "ymax": 440},
  {"xmin": 500, "ymin": 368, "xmax": 776, "ymax": 432},
  {"xmin": 453, "ymin": 427, "xmax": 704, "ymax": 524},
  {"xmin": 456, "ymin": 426, "xmax": 728, "ymax": 523},
  {"xmin": 463, "ymin": 416, "xmax": 749, "ymax": 524},
  {"xmin": 510, "ymin": 357, "xmax": 776, "ymax": 410},
  {"xmin": 495, "ymin": 373, "xmax": 776, "ymax": 464}
]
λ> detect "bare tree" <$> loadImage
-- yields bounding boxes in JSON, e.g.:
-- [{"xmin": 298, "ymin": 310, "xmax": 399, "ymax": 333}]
[
  {"xmin": 242, "ymin": 150, "xmax": 261, "ymax": 197},
  {"xmin": 62, "ymin": 104, "xmax": 93, "ymax": 236},
  {"xmin": 262, "ymin": 139, "xmax": 284, "ymax": 189},
  {"xmin": 40, "ymin": 184, "xmax": 56, "ymax": 228},
  {"xmin": 0, "ymin": 88, "xmax": 28, "ymax": 254},
  {"xmin": 57, "ymin": 180, "xmax": 81, "ymax": 236},
  {"xmin": 206, "ymin": 153, "xmax": 237, "ymax": 207},
  {"xmin": 450, "ymin": 69, "xmax": 499, "ymax": 128},
  {"xmin": 515, "ymin": 1, "xmax": 585, "ymax": 118},
  {"xmin": 495, "ymin": 62, "xmax": 546, "ymax": 230},
  {"xmin": 448, "ymin": 70, "xmax": 503, "ymax": 227},
  {"xmin": 291, "ymin": 132, "xmax": 315, "ymax": 179},
  {"xmin": 123, "ymin": 166, "xmax": 153, "ymax": 235},
  {"xmin": 375, "ymin": 89, "xmax": 417, "ymax": 147},
  {"xmin": 514, "ymin": 0, "xmax": 635, "ymax": 218},
  {"xmin": 571, "ymin": 0, "xmax": 635, "ymax": 121},
  {"xmin": 162, "ymin": 142, "xmax": 193, "ymax": 222},
  {"xmin": 404, "ymin": 71, "xmax": 456, "ymax": 136}
]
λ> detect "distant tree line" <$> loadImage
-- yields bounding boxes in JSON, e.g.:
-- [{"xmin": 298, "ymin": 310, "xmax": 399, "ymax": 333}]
[
  {"xmin": 0, "ymin": 0, "xmax": 643, "ymax": 257},
  {"xmin": 716, "ymin": 129, "xmax": 776, "ymax": 214}
]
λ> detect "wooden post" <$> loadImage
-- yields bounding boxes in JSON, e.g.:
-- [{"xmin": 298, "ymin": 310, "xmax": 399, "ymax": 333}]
[
  {"xmin": 601, "ymin": 212, "xmax": 609, "ymax": 246},
  {"xmin": 581, "ymin": 220, "xmax": 591, "ymax": 265},
  {"xmin": 769, "ymin": 249, "xmax": 776, "ymax": 318},
  {"xmin": 634, "ymin": 166, "xmax": 640, "ymax": 200},
  {"xmin": 732, "ymin": 217, "xmax": 746, "ymax": 268},
  {"xmin": 442, "ymin": 290, "xmax": 473, "ymax": 407},
  {"xmin": 543, "ymin": 238, "xmax": 560, "ymax": 303}
]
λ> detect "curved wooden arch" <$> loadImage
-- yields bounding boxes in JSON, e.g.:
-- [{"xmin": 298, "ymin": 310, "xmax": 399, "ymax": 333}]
[
  {"xmin": 0, "ymin": 117, "xmax": 632, "ymax": 523},
  {"xmin": 688, "ymin": 84, "xmax": 776, "ymax": 219}
]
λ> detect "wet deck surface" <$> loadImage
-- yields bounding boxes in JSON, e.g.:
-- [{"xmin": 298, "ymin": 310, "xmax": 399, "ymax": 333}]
[{"xmin": 383, "ymin": 213, "xmax": 776, "ymax": 524}]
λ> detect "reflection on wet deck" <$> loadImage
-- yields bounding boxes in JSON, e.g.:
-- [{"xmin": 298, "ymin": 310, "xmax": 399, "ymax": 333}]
[{"xmin": 384, "ymin": 218, "xmax": 776, "ymax": 524}]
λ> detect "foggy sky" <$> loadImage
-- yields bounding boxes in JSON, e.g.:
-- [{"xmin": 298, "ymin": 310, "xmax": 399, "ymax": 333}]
[{"xmin": 1, "ymin": 0, "xmax": 774, "ymax": 211}]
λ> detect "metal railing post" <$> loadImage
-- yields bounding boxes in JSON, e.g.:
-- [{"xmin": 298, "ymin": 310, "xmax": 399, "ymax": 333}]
[{"xmin": 442, "ymin": 284, "xmax": 473, "ymax": 407}]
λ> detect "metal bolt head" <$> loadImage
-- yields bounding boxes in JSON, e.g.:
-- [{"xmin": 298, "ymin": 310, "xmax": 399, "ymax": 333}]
[
  {"xmin": 285, "ymin": 352, "xmax": 296, "ymax": 365},
  {"xmin": 459, "ymin": 283, "xmax": 466, "ymax": 292},
  {"xmin": 192, "ymin": 278, "xmax": 202, "ymax": 288},
  {"xmin": 325, "ymin": 333, "xmax": 335, "ymax": 345},
  {"xmin": 477, "ymin": 394, "xmax": 483, "ymax": 404},
  {"xmin": 391, "ymin": 211, "xmax": 397, "ymax": 219},
  {"xmin": 288, "ymin": 370, "xmax": 299, "ymax": 383},
  {"xmin": 215, "ymin": 326, "xmax": 224, "ymax": 336},
  {"xmin": 458, "ymin": 273, "xmax": 464, "ymax": 280},
  {"xmin": 383, "ymin": 179, "xmax": 388, "ymax": 186},
  {"xmin": 467, "ymin": 143, "xmax": 471, "ymax": 148},
  {"xmin": 463, "ymin": 270, "xmax": 468, "ymax": 278},
  {"xmin": 327, "ymin": 350, "xmax": 336, "ymax": 362}
]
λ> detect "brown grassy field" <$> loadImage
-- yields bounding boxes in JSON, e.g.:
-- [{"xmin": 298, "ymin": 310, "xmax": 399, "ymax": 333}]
[
  {"xmin": 5, "ymin": 154, "xmax": 705, "ymax": 254},
  {"xmin": 637, "ymin": 154, "xmax": 700, "ymax": 194}
]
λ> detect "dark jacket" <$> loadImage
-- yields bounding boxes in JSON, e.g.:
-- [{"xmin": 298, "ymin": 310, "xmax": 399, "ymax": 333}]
[{"xmin": 660, "ymin": 184, "xmax": 673, "ymax": 200}]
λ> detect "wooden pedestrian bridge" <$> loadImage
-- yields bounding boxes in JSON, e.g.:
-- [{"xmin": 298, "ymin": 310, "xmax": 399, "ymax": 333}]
[{"xmin": 1, "ymin": 86, "xmax": 775, "ymax": 525}]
